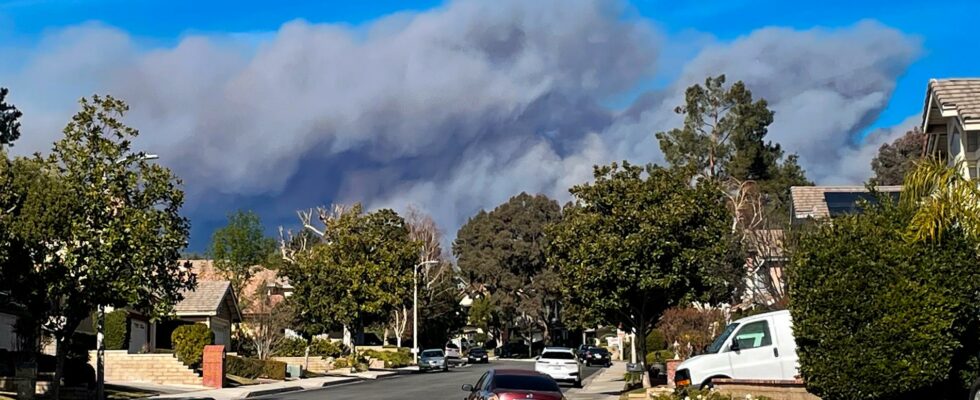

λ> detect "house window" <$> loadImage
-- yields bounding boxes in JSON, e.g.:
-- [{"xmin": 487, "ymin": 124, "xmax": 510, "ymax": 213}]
[
  {"xmin": 969, "ymin": 132, "xmax": 979, "ymax": 153},
  {"xmin": 971, "ymin": 163, "xmax": 978, "ymax": 180}
]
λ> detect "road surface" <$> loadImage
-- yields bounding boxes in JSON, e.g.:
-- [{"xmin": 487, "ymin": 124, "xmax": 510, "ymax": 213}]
[{"xmin": 255, "ymin": 360, "xmax": 603, "ymax": 400}]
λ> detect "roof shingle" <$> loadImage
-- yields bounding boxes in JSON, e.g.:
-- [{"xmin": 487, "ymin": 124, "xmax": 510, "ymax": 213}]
[
  {"xmin": 930, "ymin": 79, "xmax": 980, "ymax": 122},
  {"xmin": 174, "ymin": 281, "xmax": 233, "ymax": 315},
  {"xmin": 791, "ymin": 186, "xmax": 902, "ymax": 220}
]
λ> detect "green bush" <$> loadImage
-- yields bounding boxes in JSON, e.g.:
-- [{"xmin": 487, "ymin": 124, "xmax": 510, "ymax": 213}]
[
  {"xmin": 309, "ymin": 338, "xmax": 346, "ymax": 357},
  {"xmin": 790, "ymin": 203, "xmax": 980, "ymax": 399},
  {"xmin": 361, "ymin": 349, "xmax": 412, "ymax": 368},
  {"xmin": 225, "ymin": 355, "xmax": 287, "ymax": 380},
  {"xmin": 171, "ymin": 323, "xmax": 213, "ymax": 368},
  {"xmin": 332, "ymin": 358, "xmax": 349, "ymax": 369},
  {"xmin": 650, "ymin": 388, "xmax": 773, "ymax": 400},
  {"xmin": 645, "ymin": 350, "xmax": 674, "ymax": 366},
  {"xmin": 91, "ymin": 310, "xmax": 129, "ymax": 351},
  {"xmin": 645, "ymin": 329, "xmax": 667, "ymax": 352},
  {"xmin": 275, "ymin": 337, "xmax": 308, "ymax": 357}
]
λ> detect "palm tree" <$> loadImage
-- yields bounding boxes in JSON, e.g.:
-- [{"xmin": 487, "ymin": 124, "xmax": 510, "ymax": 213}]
[{"xmin": 900, "ymin": 158, "xmax": 980, "ymax": 242}]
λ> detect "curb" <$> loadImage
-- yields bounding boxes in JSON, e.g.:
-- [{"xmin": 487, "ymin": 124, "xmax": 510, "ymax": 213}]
[
  {"xmin": 242, "ymin": 386, "xmax": 303, "ymax": 398},
  {"xmin": 316, "ymin": 377, "xmax": 364, "ymax": 387}
]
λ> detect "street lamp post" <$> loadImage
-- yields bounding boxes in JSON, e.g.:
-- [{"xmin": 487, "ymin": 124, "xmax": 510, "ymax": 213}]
[
  {"xmin": 413, "ymin": 260, "xmax": 438, "ymax": 365},
  {"xmin": 96, "ymin": 152, "xmax": 160, "ymax": 400}
]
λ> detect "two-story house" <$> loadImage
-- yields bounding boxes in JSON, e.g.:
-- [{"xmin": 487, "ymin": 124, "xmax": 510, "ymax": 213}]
[{"xmin": 923, "ymin": 78, "xmax": 980, "ymax": 175}]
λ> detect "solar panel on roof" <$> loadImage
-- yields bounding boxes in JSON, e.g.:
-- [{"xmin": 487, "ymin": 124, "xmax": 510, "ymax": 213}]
[{"xmin": 823, "ymin": 191, "xmax": 900, "ymax": 217}]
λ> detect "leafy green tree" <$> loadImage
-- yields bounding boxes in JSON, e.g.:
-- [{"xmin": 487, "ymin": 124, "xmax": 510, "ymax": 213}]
[
  {"xmin": 0, "ymin": 88, "xmax": 21, "ymax": 147},
  {"xmin": 454, "ymin": 192, "xmax": 562, "ymax": 343},
  {"xmin": 209, "ymin": 210, "xmax": 276, "ymax": 304},
  {"xmin": 656, "ymin": 75, "xmax": 810, "ymax": 215},
  {"xmin": 790, "ymin": 196, "xmax": 980, "ymax": 399},
  {"xmin": 871, "ymin": 127, "xmax": 926, "ymax": 186},
  {"xmin": 901, "ymin": 158, "xmax": 980, "ymax": 242},
  {"xmin": 548, "ymin": 162, "xmax": 740, "ymax": 387},
  {"xmin": 279, "ymin": 204, "xmax": 417, "ymax": 348},
  {"xmin": 3, "ymin": 96, "xmax": 194, "ymax": 397}
]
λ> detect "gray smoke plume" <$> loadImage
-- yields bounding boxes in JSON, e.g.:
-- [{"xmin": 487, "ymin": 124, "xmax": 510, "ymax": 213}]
[{"xmin": 0, "ymin": 1, "xmax": 921, "ymax": 249}]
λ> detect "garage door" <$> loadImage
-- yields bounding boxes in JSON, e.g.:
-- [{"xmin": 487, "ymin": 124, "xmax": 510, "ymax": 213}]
[
  {"xmin": 211, "ymin": 318, "xmax": 230, "ymax": 350},
  {"xmin": 129, "ymin": 319, "xmax": 147, "ymax": 354},
  {"xmin": 0, "ymin": 313, "xmax": 17, "ymax": 351}
]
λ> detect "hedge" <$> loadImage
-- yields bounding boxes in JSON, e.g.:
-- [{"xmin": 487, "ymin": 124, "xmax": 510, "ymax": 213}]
[
  {"xmin": 790, "ymin": 203, "xmax": 980, "ymax": 399},
  {"xmin": 361, "ymin": 349, "xmax": 412, "ymax": 368},
  {"xmin": 102, "ymin": 310, "xmax": 128, "ymax": 350},
  {"xmin": 172, "ymin": 323, "xmax": 213, "ymax": 368},
  {"xmin": 226, "ymin": 355, "xmax": 286, "ymax": 380},
  {"xmin": 275, "ymin": 337, "xmax": 347, "ymax": 358}
]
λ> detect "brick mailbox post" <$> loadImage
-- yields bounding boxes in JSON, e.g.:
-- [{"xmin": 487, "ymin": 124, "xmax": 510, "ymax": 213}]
[
  {"xmin": 666, "ymin": 359, "xmax": 682, "ymax": 388},
  {"xmin": 202, "ymin": 345, "xmax": 226, "ymax": 389}
]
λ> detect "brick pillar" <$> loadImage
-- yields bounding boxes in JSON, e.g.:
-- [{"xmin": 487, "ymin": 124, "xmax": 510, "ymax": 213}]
[
  {"xmin": 666, "ymin": 359, "xmax": 681, "ymax": 388},
  {"xmin": 202, "ymin": 345, "xmax": 226, "ymax": 389}
]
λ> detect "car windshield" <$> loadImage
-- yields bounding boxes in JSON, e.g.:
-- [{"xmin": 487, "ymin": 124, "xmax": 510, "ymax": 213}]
[
  {"xmin": 470, "ymin": 348, "xmax": 486, "ymax": 354},
  {"xmin": 540, "ymin": 351, "xmax": 575, "ymax": 360},
  {"xmin": 591, "ymin": 348, "xmax": 608, "ymax": 354},
  {"xmin": 705, "ymin": 323, "xmax": 739, "ymax": 354},
  {"xmin": 421, "ymin": 350, "xmax": 443, "ymax": 357},
  {"xmin": 495, "ymin": 375, "xmax": 561, "ymax": 392}
]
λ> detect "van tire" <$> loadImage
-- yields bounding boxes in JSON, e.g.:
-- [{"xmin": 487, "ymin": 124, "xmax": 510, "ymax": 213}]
[{"xmin": 700, "ymin": 376, "xmax": 728, "ymax": 391}]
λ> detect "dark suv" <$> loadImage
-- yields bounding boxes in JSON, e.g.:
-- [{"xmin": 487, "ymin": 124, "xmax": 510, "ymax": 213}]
[{"xmin": 580, "ymin": 346, "xmax": 611, "ymax": 367}]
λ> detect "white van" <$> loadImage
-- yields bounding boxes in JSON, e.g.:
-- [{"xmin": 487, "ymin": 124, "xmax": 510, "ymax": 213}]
[{"xmin": 675, "ymin": 310, "xmax": 799, "ymax": 389}]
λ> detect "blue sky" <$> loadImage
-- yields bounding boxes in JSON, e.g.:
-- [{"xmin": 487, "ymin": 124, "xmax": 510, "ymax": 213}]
[
  {"xmin": 1, "ymin": 0, "xmax": 977, "ymax": 251},
  {"xmin": 3, "ymin": 0, "xmax": 974, "ymax": 133}
]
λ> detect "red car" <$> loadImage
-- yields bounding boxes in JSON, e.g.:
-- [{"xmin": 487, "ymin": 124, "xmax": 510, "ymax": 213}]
[{"xmin": 462, "ymin": 369, "xmax": 565, "ymax": 400}]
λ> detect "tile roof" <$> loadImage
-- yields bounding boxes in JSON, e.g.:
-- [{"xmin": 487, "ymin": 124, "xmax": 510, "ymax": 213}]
[
  {"xmin": 181, "ymin": 259, "xmax": 291, "ymax": 315},
  {"xmin": 790, "ymin": 186, "xmax": 902, "ymax": 220},
  {"xmin": 174, "ymin": 280, "xmax": 233, "ymax": 315},
  {"xmin": 930, "ymin": 79, "xmax": 980, "ymax": 122}
]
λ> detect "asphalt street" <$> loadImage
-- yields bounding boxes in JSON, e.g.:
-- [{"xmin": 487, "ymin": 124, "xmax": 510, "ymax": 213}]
[{"xmin": 254, "ymin": 360, "xmax": 603, "ymax": 400}]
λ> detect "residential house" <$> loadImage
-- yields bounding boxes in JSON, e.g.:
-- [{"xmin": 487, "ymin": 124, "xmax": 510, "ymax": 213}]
[
  {"xmin": 790, "ymin": 185, "xmax": 902, "ymax": 224},
  {"xmin": 922, "ymin": 78, "xmax": 980, "ymax": 177},
  {"xmin": 738, "ymin": 229, "xmax": 787, "ymax": 309}
]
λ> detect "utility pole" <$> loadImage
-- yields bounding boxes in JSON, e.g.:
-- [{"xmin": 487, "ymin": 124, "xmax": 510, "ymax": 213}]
[{"xmin": 412, "ymin": 260, "xmax": 438, "ymax": 365}]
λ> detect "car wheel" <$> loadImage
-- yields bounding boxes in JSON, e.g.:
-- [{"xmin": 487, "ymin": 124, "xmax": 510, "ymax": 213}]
[
  {"xmin": 574, "ymin": 379, "xmax": 583, "ymax": 389},
  {"xmin": 700, "ymin": 379, "xmax": 715, "ymax": 391},
  {"xmin": 970, "ymin": 377, "xmax": 980, "ymax": 400},
  {"xmin": 443, "ymin": 366, "xmax": 449, "ymax": 372}
]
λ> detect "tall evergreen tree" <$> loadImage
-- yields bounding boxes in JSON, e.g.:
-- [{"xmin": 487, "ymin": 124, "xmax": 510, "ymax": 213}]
[
  {"xmin": 871, "ymin": 127, "xmax": 926, "ymax": 185},
  {"xmin": 656, "ymin": 75, "xmax": 811, "ymax": 215}
]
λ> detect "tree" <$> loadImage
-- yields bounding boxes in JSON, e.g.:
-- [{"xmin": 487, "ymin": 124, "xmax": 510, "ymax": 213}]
[
  {"xmin": 209, "ymin": 210, "xmax": 276, "ymax": 306},
  {"xmin": 454, "ymin": 193, "xmax": 562, "ymax": 344},
  {"xmin": 900, "ymin": 158, "xmax": 980, "ymax": 242},
  {"xmin": 789, "ymin": 196, "xmax": 980, "ymax": 399},
  {"xmin": 548, "ymin": 162, "xmax": 740, "ymax": 387},
  {"xmin": 871, "ymin": 127, "xmax": 927, "ymax": 185},
  {"xmin": 278, "ymin": 204, "xmax": 417, "ymax": 349},
  {"xmin": 3, "ymin": 95, "xmax": 193, "ymax": 397},
  {"xmin": 245, "ymin": 279, "xmax": 294, "ymax": 360},
  {"xmin": 656, "ymin": 75, "xmax": 810, "ymax": 219},
  {"xmin": 404, "ymin": 207, "xmax": 465, "ymax": 348},
  {"xmin": 0, "ymin": 88, "xmax": 22, "ymax": 147}
]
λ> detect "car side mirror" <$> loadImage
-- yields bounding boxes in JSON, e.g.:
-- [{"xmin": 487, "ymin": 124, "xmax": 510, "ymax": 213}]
[
  {"xmin": 461, "ymin": 384, "xmax": 474, "ymax": 392},
  {"xmin": 730, "ymin": 337, "xmax": 740, "ymax": 352}
]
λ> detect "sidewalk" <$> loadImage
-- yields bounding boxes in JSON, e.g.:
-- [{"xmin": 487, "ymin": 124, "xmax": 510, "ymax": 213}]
[
  {"xmin": 565, "ymin": 361, "xmax": 626, "ymax": 400},
  {"xmin": 148, "ymin": 370, "xmax": 402, "ymax": 400}
]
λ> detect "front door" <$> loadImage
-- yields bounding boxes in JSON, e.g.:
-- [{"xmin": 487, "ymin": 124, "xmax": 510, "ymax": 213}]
[
  {"xmin": 727, "ymin": 318, "xmax": 782, "ymax": 379},
  {"xmin": 129, "ymin": 319, "xmax": 148, "ymax": 354}
]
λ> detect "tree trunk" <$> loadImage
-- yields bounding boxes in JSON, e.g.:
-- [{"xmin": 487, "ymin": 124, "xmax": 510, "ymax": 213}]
[
  {"xmin": 52, "ymin": 336, "xmax": 66, "ymax": 400},
  {"xmin": 383, "ymin": 327, "xmax": 390, "ymax": 347},
  {"xmin": 639, "ymin": 321, "xmax": 651, "ymax": 388},
  {"xmin": 342, "ymin": 325, "xmax": 352, "ymax": 349}
]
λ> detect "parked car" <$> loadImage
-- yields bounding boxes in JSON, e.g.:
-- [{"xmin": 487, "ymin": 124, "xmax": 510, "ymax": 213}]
[
  {"xmin": 463, "ymin": 369, "xmax": 564, "ymax": 400},
  {"xmin": 497, "ymin": 342, "xmax": 530, "ymax": 358},
  {"xmin": 675, "ymin": 310, "xmax": 799, "ymax": 389},
  {"xmin": 534, "ymin": 347, "xmax": 583, "ymax": 388},
  {"xmin": 418, "ymin": 349, "xmax": 449, "ymax": 372},
  {"xmin": 467, "ymin": 347, "xmax": 490, "ymax": 364},
  {"xmin": 581, "ymin": 346, "xmax": 611, "ymax": 367},
  {"xmin": 445, "ymin": 341, "xmax": 462, "ymax": 363}
]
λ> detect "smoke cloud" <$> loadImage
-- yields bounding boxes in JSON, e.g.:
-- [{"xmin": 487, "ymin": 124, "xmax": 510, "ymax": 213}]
[{"xmin": 0, "ymin": 1, "xmax": 921, "ymax": 249}]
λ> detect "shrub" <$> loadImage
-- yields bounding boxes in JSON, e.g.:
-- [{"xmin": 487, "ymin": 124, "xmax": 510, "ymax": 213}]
[
  {"xmin": 361, "ymin": 349, "xmax": 412, "ymax": 368},
  {"xmin": 171, "ymin": 323, "xmax": 213, "ymax": 368},
  {"xmin": 645, "ymin": 329, "xmax": 667, "ymax": 352},
  {"xmin": 645, "ymin": 350, "xmax": 674, "ymax": 366},
  {"xmin": 92, "ymin": 310, "xmax": 129, "ymax": 351},
  {"xmin": 649, "ymin": 388, "xmax": 773, "ymax": 400},
  {"xmin": 309, "ymin": 338, "xmax": 346, "ymax": 358},
  {"xmin": 332, "ymin": 358, "xmax": 349, "ymax": 369},
  {"xmin": 790, "ymin": 203, "xmax": 980, "ymax": 399},
  {"xmin": 225, "ymin": 355, "xmax": 287, "ymax": 380},
  {"xmin": 275, "ymin": 337, "xmax": 308, "ymax": 357}
]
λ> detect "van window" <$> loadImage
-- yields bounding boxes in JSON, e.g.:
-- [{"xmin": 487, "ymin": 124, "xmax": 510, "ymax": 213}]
[
  {"xmin": 706, "ymin": 323, "xmax": 738, "ymax": 354},
  {"xmin": 732, "ymin": 320, "xmax": 772, "ymax": 350}
]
